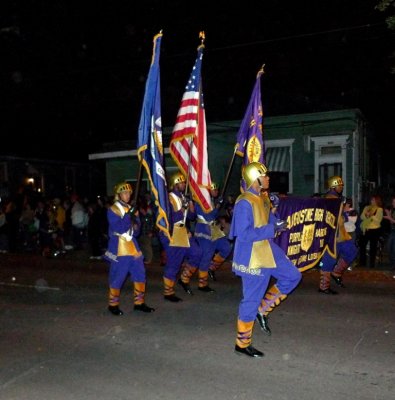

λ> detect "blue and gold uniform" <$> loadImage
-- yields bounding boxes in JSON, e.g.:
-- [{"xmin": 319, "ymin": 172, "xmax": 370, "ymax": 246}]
[
  {"xmin": 230, "ymin": 162, "xmax": 301, "ymax": 358},
  {"xmin": 319, "ymin": 176, "xmax": 358, "ymax": 293},
  {"xmin": 159, "ymin": 171, "xmax": 202, "ymax": 301},
  {"xmin": 183, "ymin": 182, "xmax": 232, "ymax": 290},
  {"xmin": 104, "ymin": 182, "xmax": 155, "ymax": 315}
]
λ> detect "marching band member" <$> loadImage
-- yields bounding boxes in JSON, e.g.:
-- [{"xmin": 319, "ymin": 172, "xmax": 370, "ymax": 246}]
[
  {"xmin": 318, "ymin": 176, "xmax": 358, "ymax": 293},
  {"xmin": 104, "ymin": 182, "xmax": 155, "ymax": 315},
  {"xmin": 182, "ymin": 181, "xmax": 231, "ymax": 291},
  {"xmin": 159, "ymin": 171, "xmax": 202, "ymax": 301},
  {"xmin": 205, "ymin": 182, "xmax": 233, "ymax": 281},
  {"xmin": 230, "ymin": 162, "xmax": 301, "ymax": 357}
]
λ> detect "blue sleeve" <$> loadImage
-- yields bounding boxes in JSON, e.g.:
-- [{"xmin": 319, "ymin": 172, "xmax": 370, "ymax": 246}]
[
  {"xmin": 230, "ymin": 199, "xmax": 275, "ymax": 241},
  {"xmin": 170, "ymin": 205, "xmax": 184, "ymax": 224},
  {"xmin": 107, "ymin": 208, "xmax": 132, "ymax": 234},
  {"xmin": 195, "ymin": 202, "xmax": 218, "ymax": 221}
]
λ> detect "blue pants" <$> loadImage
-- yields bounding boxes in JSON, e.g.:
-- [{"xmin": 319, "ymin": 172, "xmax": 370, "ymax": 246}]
[
  {"xmin": 197, "ymin": 237, "xmax": 217, "ymax": 271},
  {"xmin": 160, "ymin": 234, "xmax": 202, "ymax": 281},
  {"xmin": 321, "ymin": 240, "xmax": 358, "ymax": 272},
  {"xmin": 238, "ymin": 252, "xmax": 301, "ymax": 322},
  {"xmin": 214, "ymin": 236, "xmax": 232, "ymax": 259},
  {"xmin": 108, "ymin": 255, "xmax": 146, "ymax": 289}
]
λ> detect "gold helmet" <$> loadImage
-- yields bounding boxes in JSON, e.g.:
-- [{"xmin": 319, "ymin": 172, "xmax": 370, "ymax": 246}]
[
  {"xmin": 170, "ymin": 171, "xmax": 186, "ymax": 188},
  {"xmin": 243, "ymin": 162, "xmax": 269, "ymax": 189},
  {"xmin": 327, "ymin": 176, "xmax": 344, "ymax": 189},
  {"xmin": 114, "ymin": 182, "xmax": 132, "ymax": 195},
  {"xmin": 210, "ymin": 182, "xmax": 219, "ymax": 190}
]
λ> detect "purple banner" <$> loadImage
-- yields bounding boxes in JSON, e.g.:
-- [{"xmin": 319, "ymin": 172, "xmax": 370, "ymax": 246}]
[{"xmin": 274, "ymin": 196, "xmax": 342, "ymax": 272}]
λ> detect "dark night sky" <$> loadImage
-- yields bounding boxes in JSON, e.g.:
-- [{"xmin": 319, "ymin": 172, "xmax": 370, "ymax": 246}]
[{"xmin": 1, "ymin": 0, "xmax": 395, "ymax": 168}]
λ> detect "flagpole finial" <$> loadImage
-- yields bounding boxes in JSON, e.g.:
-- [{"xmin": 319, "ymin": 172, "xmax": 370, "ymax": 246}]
[
  {"xmin": 198, "ymin": 31, "xmax": 205, "ymax": 49},
  {"xmin": 151, "ymin": 31, "xmax": 163, "ymax": 65},
  {"xmin": 257, "ymin": 64, "xmax": 265, "ymax": 78}
]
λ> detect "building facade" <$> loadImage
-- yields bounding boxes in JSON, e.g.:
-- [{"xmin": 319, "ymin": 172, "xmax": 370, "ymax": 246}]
[{"xmin": 89, "ymin": 109, "xmax": 378, "ymax": 209}]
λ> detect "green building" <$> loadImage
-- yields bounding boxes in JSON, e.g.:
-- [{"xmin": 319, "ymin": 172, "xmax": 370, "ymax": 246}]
[{"xmin": 89, "ymin": 108, "xmax": 377, "ymax": 209}]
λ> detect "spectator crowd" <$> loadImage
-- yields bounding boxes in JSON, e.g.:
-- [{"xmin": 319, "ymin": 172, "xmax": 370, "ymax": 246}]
[{"xmin": 0, "ymin": 185, "xmax": 394, "ymax": 271}]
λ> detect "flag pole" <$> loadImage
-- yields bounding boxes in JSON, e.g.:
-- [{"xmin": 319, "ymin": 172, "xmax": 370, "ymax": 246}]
[
  {"xmin": 132, "ymin": 159, "xmax": 144, "ymax": 209},
  {"xmin": 220, "ymin": 141, "xmax": 244, "ymax": 200}
]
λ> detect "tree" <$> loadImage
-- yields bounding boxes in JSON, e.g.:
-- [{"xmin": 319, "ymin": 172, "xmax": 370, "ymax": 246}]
[{"xmin": 376, "ymin": 0, "xmax": 395, "ymax": 72}]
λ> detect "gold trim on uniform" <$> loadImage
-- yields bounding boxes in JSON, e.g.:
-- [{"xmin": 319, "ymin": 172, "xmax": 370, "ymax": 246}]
[
  {"xmin": 210, "ymin": 223, "xmax": 226, "ymax": 240},
  {"xmin": 170, "ymin": 224, "xmax": 190, "ymax": 247},
  {"xmin": 110, "ymin": 203, "xmax": 142, "ymax": 257},
  {"xmin": 117, "ymin": 236, "xmax": 141, "ymax": 257},
  {"xmin": 238, "ymin": 191, "xmax": 276, "ymax": 268}
]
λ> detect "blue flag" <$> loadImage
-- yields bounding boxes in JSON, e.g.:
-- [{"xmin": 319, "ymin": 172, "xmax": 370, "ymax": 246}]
[
  {"xmin": 137, "ymin": 32, "xmax": 171, "ymax": 241},
  {"xmin": 235, "ymin": 67, "xmax": 265, "ymax": 190}
]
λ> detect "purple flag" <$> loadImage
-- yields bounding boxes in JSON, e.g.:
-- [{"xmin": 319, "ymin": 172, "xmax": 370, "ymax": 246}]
[
  {"xmin": 235, "ymin": 67, "xmax": 265, "ymax": 190},
  {"xmin": 274, "ymin": 196, "xmax": 342, "ymax": 272}
]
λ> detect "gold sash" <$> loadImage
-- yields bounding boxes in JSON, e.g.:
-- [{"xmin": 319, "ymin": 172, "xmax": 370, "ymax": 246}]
[
  {"xmin": 239, "ymin": 191, "xmax": 276, "ymax": 268},
  {"xmin": 210, "ymin": 222, "xmax": 226, "ymax": 241},
  {"xmin": 118, "ymin": 236, "xmax": 141, "ymax": 257},
  {"xmin": 170, "ymin": 224, "xmax": 190, "ymax": 248}
]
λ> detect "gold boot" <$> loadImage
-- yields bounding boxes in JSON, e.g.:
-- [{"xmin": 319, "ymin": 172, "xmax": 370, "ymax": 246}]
[
  {"xmin": 163, "ymin": 277, "xmax": 182, "ymax": 302},
  {"xmin": 178, "ymin": 264, "xmax": 196, "ymax": 295},
  {"xmin": 108, "ymin": 288, "xmax": 123, "ymax": 315},
  {"xmin": 235, "ymin": 319, "xmax": 263, "ymax": 358},
  {"xmin": 208, "ymin": 254, "xmax": 226, "ymax": 281},
  {"xmin": 198, "ymin": 271, "xmax": 215, "ymax": 292},
  {"xmin": 133, "ymin": 282, "xmax": 155, "ymax": 312}
]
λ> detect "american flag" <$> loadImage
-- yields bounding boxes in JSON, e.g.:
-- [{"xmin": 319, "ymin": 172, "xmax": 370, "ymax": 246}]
[{"xmin": 169, "ymin": 40, "xmax": 212, "ymax": 212}]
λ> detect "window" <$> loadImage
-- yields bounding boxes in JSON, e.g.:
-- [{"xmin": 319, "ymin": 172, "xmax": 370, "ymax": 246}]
[
  {"xmin": 265, "ymin": 139, "xmax": 294, "ymax": 194},
  {"xmin": 266, "ymin": 146, "xmax": 290, "ymax": 171},
  {"xmin": 312, "ymin": 135, "xmax": 348, "ymax": 195},
  {"xmin": 269, "ymin": 171, "xmax": 289, "ymax": 194}
]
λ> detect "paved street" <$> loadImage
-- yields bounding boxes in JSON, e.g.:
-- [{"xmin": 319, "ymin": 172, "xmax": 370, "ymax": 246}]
[{"xmin": 0, "ymin": 251, "xmax": 394, "ymax": 400}]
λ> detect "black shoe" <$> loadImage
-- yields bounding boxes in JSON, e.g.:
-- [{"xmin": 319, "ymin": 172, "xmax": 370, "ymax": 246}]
[
  {"xmin": 198, "ymin": 286, "xmax": 215, "ymax": 293},
  {"xmin": 208, "ymin": 270, "xmax": 217, "ymax": 281},
  {"xmin": 134, "ymin": 303, "xmax": 155, "ymax": 313},
  {"xmin": 256, "ymin": 313, "xmax": 271, "ymax": 336},
  {"xmin": 178, "ymin": 279, "xmax": 193, "ymax": 295},
  {"xmin": 331, "ymin": 273, "xmax": 345, "ymax": 288},
  {"xmin": 164, "ymin": 294, "xmax": 183, "ymax": 302},
  {"xmin": 234, "ymin": 345, "xmax": 264, "ymax": 358},
  {"xmin": 318, "ymin": 288, "xmax": 338, "ymax": 295},
  {"xmin": 108, "ymin": 305, "xmax": 124, "ymax": 316}
]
